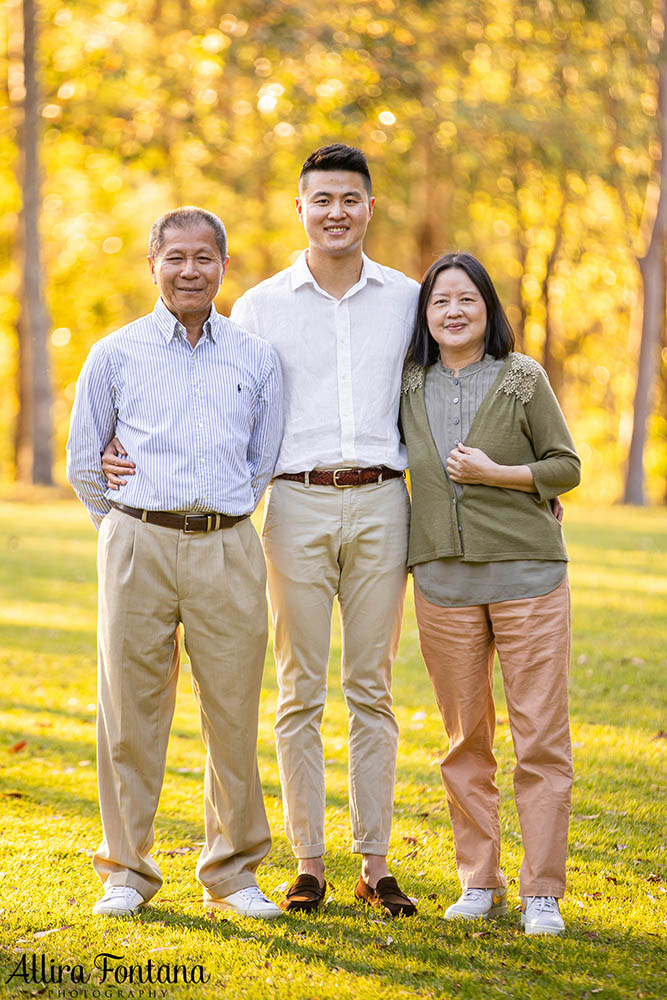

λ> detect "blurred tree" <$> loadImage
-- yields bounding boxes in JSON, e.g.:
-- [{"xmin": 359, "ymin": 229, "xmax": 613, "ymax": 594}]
[
  {"xmin": 11, "ymin": 0, "xmax": 52, "ymax": 483},
  {"xmin": 624, "ymin": 0, "xmax": 667, "ymax": 504}
]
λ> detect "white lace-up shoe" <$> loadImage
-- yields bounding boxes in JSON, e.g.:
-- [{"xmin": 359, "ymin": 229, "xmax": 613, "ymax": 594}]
[
  {"xmin": 521, "ymin": 896, "xmax": 565, "ymax": 935},
  {"xmin": 205, "ymin": 885, "xmax": 282, "ymax": 919},
  {"xmin": 92, "ymin": 886, "xmax": 145, "ymax": 917},
  {"xmin": 444, "ymin": 886, "xmax": 508, "ymax": 920}
]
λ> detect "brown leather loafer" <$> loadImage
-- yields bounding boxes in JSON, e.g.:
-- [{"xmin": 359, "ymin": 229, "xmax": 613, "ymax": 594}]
[
  {"xmin": 280, "ymin": 873, "xmax": 326, "ymax": 913},
  {"xmin": 354, "ymin": 875, "xmax": 417, "ymax": 917}
]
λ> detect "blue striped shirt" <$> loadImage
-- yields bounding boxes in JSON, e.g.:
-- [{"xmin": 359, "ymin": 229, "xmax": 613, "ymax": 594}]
[{"xmin": 66, "ymin": 297, "xmax": 284, "ymax": 528}]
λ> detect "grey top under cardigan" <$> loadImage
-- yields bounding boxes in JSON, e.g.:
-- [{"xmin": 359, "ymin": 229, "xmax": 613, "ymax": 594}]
[
  {"xmin": 414, "ymin": 355, "xmax": 566, "ymax": 605},
  {"xmin": 400, "ymin": 353, "xmax": 581, "ymax": 575}
]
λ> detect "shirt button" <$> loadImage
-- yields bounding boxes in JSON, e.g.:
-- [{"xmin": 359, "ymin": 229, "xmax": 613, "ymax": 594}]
[
  {"xmin": 452, "ymin": 498, "xmax": 456, "ymax": 504},
  {"xmin": 453, "ymin": 417, "xmax": 460, "ymax": 425},
  {"xmin": 458, "ymin": 525, "xmax": 463, "ymax": 532},
  {"xmin": 453, "ymin": 397, "xmax": 459, "ymax": 404},
  {"xmin": 453, "ymin": 378, "xmax": 459, "ymax": 385}
]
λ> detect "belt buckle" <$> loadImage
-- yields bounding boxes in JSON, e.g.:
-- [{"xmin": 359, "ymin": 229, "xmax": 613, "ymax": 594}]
[
  {"xmin": 183, "ymin": 514, "xmax": 200, "ymax": 533},
  {"xmin": 332, "ymin": 468, "xmax": 356, "ymax": 488}
]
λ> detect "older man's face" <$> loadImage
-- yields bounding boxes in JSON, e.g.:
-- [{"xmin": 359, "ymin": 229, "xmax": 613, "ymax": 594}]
[{"xmin": 149, "ymin": 223, "xmax": 228, "ymax": 321}]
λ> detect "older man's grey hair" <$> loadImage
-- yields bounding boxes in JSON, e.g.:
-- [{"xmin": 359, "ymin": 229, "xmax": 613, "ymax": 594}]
[{"xmin": 148, "ymin": 207, "xmax": 227, "ymax": 261}]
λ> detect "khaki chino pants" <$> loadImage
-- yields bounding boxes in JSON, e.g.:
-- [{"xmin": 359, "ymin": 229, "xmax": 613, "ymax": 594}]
[
  {"xmin": 262, "ymin": 477, "xmax": 410, "ymax": 857},
  {"xmin": 93, "ymin": 508, "xmax": 271, "ymax": 902},
  {"xmin": 415, "ymin": 576, "xmax": 573, "ymax": 897}
]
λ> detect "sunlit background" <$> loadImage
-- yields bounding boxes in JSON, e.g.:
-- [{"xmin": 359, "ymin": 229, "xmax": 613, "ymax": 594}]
[{"xmin": 2, "ymin": 0, "xmax": 666, "ymax": 503}]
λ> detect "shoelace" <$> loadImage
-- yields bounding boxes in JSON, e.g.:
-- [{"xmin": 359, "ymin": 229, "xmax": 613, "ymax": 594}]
[
  {"xmin": 106, "ymin": 886, "xmax": 137, "ymax": 897},
  {"xmin": 235, "ymin": 886, "xmax": 266, "ymax": 902},
  {"xmin": 462, "ymin": 888, "xmax": 488, "ymax": 901},
  {"xmin": 530, "ymin": 896, "xmax": 557, "ymax": 913}
]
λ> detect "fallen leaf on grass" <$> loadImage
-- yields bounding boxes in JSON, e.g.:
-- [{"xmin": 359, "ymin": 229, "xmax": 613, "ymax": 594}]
[
  {"xmin": 647, "ymin": 873, "xmax": 662, "ymax": 883},
  {"xmin": 34, "ymin": 925, "xmax": 73, "ymax": 939},
  {"xmin": 402, "ymin": 836, "xmax": 418, "ymax": 845},
  {"xmin": 8, "ymin": 740, "xmax": 27, "ymax": 753},
  {"xmin": 156, "ymin": 846, "xmax": 197, "ymax": 856},
  {"xmin": 3, "ymin": 791, "xmax": 26, "ymax": 799},
  {"xmin": 652, "ymin": 730, "xmax": 667, "ymax": 740},
  {"xmin": 583, "ymin": 931, "xmax": 600, "ymax": 940},
  {"xmin": 472, "ymin": 930, "xmax": 490, "ymax": 939},
  {"xmin": 613, "ymin": 843, "xmax": 628, "ymax": 851}
]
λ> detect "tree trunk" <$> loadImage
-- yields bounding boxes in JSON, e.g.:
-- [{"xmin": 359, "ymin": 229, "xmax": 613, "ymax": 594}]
[
  {"xmin": 541, "ymin": 197, "xmax": 566, "ymax": 399},
  {"xmin": 15, "ymin": 0, "xmax": 53, "ymax": 484},
  {"xmin": 624, "ymin": 2, "xmax": 667, "ymax": 504},
  {"xmin": 623, "ymin": 0, "xmax": 667, "ymax": 504}
]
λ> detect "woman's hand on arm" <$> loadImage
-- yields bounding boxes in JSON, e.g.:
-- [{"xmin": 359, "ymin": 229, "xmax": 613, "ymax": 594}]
[
  {"xmin": 101, "ymin": 436, "xmax": 135, "ymax": 489},
  {"xmin": 446, "ymin": 443, "xmax": 536, "ymax": 493}
]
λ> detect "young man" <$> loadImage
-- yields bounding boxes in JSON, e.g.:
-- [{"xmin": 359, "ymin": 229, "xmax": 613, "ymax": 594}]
[
  {"xmin": 231, "ymin": 145, "xmax": 419, "ymax": 916},
  {"xmin": 67, "ymin": 208, "xmax": 284, "ymax": 919},
  {"xmin": 103, "ymin": 148, "xmax": 419, "ymax": 916}
]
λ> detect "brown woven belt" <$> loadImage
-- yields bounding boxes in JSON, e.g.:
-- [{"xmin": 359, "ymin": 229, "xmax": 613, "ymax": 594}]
[
  {"xmin": 276, "ymin": 466, "xmax": 404, "ymax": 488},
  {"xmin": 111, "ymin": 502, "xmax": 249, "ymax": 532}
]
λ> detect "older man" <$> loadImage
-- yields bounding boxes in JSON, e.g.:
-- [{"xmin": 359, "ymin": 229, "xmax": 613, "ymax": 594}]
[{"xmin": 67, "ymin": 207, "xmax": 284, "ymax": 919}]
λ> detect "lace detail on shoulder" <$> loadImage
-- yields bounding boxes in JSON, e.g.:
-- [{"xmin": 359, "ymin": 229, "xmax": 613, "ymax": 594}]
[
  {"xmin": 401, "ymin": 360, "xmax": 425, "ymax": 394},
  {"xmin": 496, "ymin": 354, "xmax": 542, "ymax": 403}
]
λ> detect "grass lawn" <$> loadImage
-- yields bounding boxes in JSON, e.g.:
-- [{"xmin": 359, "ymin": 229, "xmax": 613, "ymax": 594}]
[{"xmin": 0, "ymin": 498, "xmax": 665, "ymax": 999}]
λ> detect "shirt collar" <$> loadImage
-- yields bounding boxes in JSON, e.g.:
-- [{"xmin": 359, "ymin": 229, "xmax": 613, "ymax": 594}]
[
  {"xmin": 152, "ymin": 297, "xmax": 219, "ymax": 343},
  {"xmin": 437, "ymin": 353, "xmax": 496, "ymax": 377},
  {"xmin": 290, "ymin": 251, "xmax": 386, "ymax": 293}
]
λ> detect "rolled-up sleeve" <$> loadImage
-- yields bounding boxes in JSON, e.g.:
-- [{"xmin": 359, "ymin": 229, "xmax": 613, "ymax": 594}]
[
  {"xmin": 524, "ymin": 373, "xmax": 581, "ymax": 501},
  {"xmin": 66, "ymin": 343, "xmax": 117, "ymax": 529},
  {"xmin": 248, "ymin": 347, "xmax": 284, "ymax": 504}
]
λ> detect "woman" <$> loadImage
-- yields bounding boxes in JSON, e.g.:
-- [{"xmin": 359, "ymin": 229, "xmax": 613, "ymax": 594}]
[{"xmin": 400, "ymin": 252, "xmax": 580, "ymax": 935}]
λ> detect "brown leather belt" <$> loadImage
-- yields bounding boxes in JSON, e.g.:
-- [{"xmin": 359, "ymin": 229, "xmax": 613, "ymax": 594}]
[
  {"xmin": 111, "ymin": 502, "xmax": 249, "ymax": 532},
  {"xmin": 276, "ymin": 466, "xmax": 404, "ymax": 488}
]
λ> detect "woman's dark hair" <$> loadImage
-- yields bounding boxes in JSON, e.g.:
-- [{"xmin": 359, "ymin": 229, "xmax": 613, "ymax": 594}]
[{"xmin": 409, "ymin": 252, "xmax": 515, "ymax": 366}]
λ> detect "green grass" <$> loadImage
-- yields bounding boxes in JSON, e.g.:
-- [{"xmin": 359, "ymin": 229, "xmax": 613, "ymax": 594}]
[{"xmin": 0, "ymin": 499, "xmax": 665, "ymax": 999}]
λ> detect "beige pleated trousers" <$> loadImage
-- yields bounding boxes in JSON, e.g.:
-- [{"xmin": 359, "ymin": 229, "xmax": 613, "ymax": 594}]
[
  {"xmin": 93, "ymin": 507, "xmax": 272, "ymax": 902},
  {"xmin": 414, "ymin": 576, "xmax": 573, "ymax": 897},
  {"xmin": 262, "ymin": 476, "xmax": 410, "ymax": 857}
]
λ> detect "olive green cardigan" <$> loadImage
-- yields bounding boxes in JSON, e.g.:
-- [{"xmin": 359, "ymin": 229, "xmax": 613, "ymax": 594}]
[{"xmin": 400, "ymin": 353, "xmax": 581, "ymax": 567}]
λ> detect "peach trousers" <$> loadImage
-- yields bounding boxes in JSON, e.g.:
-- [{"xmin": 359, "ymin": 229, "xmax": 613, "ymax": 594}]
[
  {"xmin": 94, "ymin": 508, "xmax": 272, "ymax": 902},
  {"xmin": 414, "ymin": 576, "xmax": 573, "ymax": 897}
]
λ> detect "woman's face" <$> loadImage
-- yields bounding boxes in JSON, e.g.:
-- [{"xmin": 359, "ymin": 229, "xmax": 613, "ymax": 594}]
[{"xmin": 425, "ymin": 267, "xmax": 487, "ymax": 367}]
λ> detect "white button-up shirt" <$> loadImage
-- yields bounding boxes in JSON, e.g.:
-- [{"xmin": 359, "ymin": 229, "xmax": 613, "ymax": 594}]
[{"xmin": 231, "ymin": 252, "xmax": 419, "ymax": 475}]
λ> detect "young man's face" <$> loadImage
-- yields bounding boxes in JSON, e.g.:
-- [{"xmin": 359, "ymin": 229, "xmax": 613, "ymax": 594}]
[{"xmin": 296, "ymin": 170, "xmax": 374, "ymax": 258}]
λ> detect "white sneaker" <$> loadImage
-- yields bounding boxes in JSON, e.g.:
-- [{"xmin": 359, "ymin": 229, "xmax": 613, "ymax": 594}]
[
  {"xmin": 93, "ymin": 886, "xmax": 145, "ymax": 917},
  {"xmin": 444, "ymin": 886, "xmax": 508, "ymax": 920},
  {"xmin": 205, "ymin": 885, "xmax": 282, "ymax": 919},
  {"xmin": 521, "ymin": 896, "xmax": 565, "ymax": 935}
]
